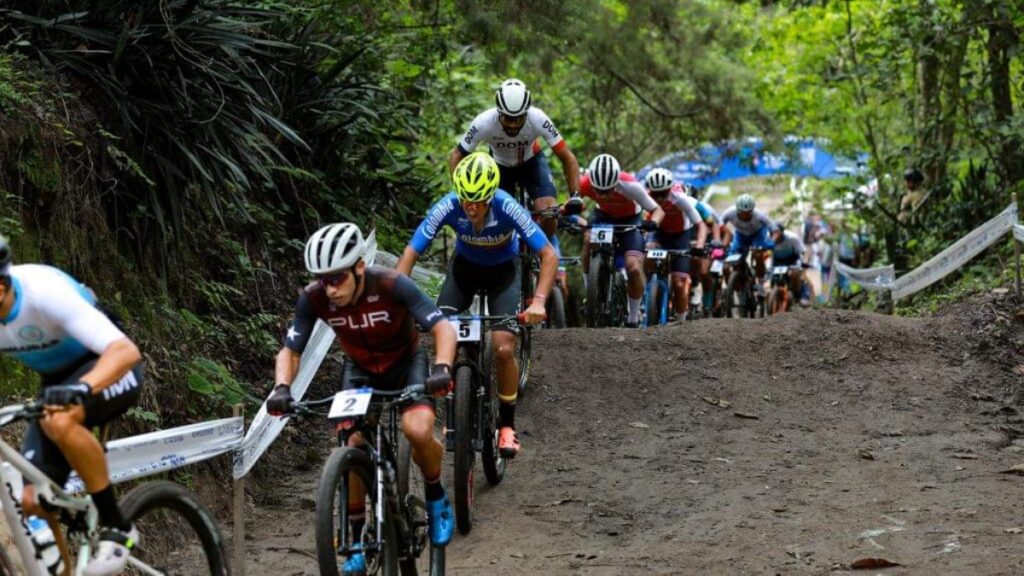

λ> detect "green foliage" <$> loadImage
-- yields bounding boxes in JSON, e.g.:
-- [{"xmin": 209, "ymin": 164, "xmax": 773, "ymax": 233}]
[{"xmin": 186, "ymin": 357, "xmax": 247, "ymax": 408}]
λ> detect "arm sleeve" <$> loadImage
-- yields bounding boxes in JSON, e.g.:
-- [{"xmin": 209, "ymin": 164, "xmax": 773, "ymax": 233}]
[
  {"xmin": 619, "ymin": 180, "xmax": 659, "ymax": 212},
  {"xmin": 283, "ymin": 292, "xmax": 317, "ymax": 354},
  {"xmin": 676, "ymin": 195, "xmax": 703, "ymax": 226},
  {"xmin": 721, "ymin": 208, "xmax": 737, "ymax": 226},
  {"xmin": 392, "ymin": 274, "xmax": 445, "ymax": 331},
  {"xmin": 46, "ymin": 296, "xmax": 127, "ymax": 356},
  {"xmin": 502, "ymin": 197, "xmax": 551, "ymax": 253},
  {"xmin": 409, "ymin": 195, "xmax": 457, "ymax": 254},
  {"xmin": 695, "ymin": 201, "xmax": 716, "ymax": 224},
  {"xmin": 532, "ymin": 108, "xmax": 564, "ymax": 149},
  {"xmin": 457, "ymin": 111, "xmax": 490, "ymax": 154}
]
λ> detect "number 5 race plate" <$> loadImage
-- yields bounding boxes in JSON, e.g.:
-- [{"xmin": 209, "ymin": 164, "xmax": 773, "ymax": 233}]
[
  {"xmin": 328, "ymin": 388, "xmax": 373, "ymax": 419},
  {"xmin": 449, "ymin": 318, "xmax": 482, "ymax": 342}
]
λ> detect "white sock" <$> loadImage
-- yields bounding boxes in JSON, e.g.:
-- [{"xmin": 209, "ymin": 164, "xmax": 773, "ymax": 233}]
[{"xmin": 628, "ymin": 298, "xmax": 641, "ymax": 323}]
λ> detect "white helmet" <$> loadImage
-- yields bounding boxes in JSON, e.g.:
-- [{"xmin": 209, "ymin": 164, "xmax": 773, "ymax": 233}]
[
  {"xmin": 304, "ymin": 223, "xmax": 375, "ymax": 275},
  {"xmin": 588, "ymin": 154, "xmax": 621, "ymax": 191},
  {"xmin": 736, "ymin": 194, "xmax": 756, "ymax": 212},
  {"xmin": 645, "ymin": 168, "xmax": 673, "ymax": 192},
  {"xmin": 495, "ymin": 79, "xmax": 531, "ymax": 117}
]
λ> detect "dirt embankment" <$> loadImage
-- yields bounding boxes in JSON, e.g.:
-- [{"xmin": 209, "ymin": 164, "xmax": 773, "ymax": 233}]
[{"xmin": 238, "ymin": 292, "xmax": 1024, "ymax": 575}]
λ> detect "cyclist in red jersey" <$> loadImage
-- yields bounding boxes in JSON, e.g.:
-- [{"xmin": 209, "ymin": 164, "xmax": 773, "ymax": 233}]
[{"xmin": 267, "ymin": 223, "xmax": 458, "ymax": 573}]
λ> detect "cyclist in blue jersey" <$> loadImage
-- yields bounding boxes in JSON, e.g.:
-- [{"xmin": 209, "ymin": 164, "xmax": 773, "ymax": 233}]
[
  {"xmin": 0, "ymin": 237, "xmax": 144, "ymax": 576},
  {"xmin": 398, "ymin": 152, "xmax": 557, "ymax": 458}
]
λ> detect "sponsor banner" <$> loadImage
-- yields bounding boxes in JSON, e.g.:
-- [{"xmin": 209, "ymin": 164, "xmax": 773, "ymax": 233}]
[
  {"xmin": 891, "ymin": 203, "xmax": 1017, "ymax": 300},
  {"xmin": 1014, "ymin": 224, "xmax": 1024, "ymax": 243},
  {"xmin": 65, "ymin": 417, "xmax": 244, "ymax": 493},
  {"xmin": 833, "ymin": 258, "xmax": 895, "ymax": 292}
]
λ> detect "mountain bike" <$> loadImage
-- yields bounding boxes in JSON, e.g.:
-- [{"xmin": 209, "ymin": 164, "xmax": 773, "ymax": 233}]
[
  {"xmin": 289, "ymin": 380, "xmax": 448, "ymax": 576},
  {"xmin": 641, "ymin": 248, "xmax": 692, "ymax": 326},
  {"xmin": 582, "ymin": 224, "xmax": 634, "ymax": 328},
  {"xmin": 443, "ymin": 313, "xmax": 524, "ymax": 534},
  {"xmin": 767, "ymin": 264, "xmax": 808, "ymax": 315},
  {"xmin": 721, "ymin": 248, "xmax": 770, "ymax": 318},
  {"xmin": 0, "ymin": 400, "xmax": 229, "ymax": 576},
  {"xmin": 706, "ymin": 246, "xmax": 727, "ymax": 318}
]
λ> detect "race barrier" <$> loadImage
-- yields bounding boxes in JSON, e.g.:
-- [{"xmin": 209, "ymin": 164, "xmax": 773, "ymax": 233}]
[{"xmin": 836, "ymin": 202, "xmax": 1020, "ymax": 301}]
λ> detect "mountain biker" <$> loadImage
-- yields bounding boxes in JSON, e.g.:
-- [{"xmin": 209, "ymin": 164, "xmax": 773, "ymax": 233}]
[
  {"xmin": 573, "ymin": 154, "xmax": 665, "ymax": 328},
  {"xmin": 0, "ymin": 236, "xmax": 144, "ymax": 576},
  {"xmin": 643, "ymin": 168, "xmax": 711, "ymax": 320},
  {"xmin": 266, "ymin": 223, "xmax": 458, "ymax": 573},
  {"xmin": 769, "ymin": 221, "xmax": 810, "ymax": 306},
  {"xmin": 398, "ymin": 152, "xmax": 557, "ymax": 458},
  {"xmin": 721, "ymin": 194, "xmax": 773, "ymax": 293},
  {"xmin": 448, "ymin": 79, "xmax": 583, "ymax": 246},
  {"xmin": 680, "ymin": 181, "xmax": 724, "ymax": 314}
]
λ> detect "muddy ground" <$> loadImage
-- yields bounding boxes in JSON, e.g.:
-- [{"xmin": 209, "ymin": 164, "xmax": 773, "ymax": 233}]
[{"xmin": 233, "ymin": 291, "xmax": 1024, "ymax": 575}]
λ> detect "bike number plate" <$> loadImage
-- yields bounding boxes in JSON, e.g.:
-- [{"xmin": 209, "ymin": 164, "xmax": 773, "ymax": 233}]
[
  {"xmin": 773, "ymin": 266, "xmax": 789, "ymax": 275},
  {"xmin": 450, "ymin": 318, "xmax": 482, "ymax": 342},
  {"xmin": 328, "ymin": 388, "xmax": 373, "ymax": 419},
  {"xmin": 646, "ymin": 249, "xmax": 667, "ymax": 260},
  {"xmin": 710, "ymin": 260, "xmax": 724, "ymax": 274},
  {"xmin": 590, "ymin": 226, "xmax": 614, "ymax": 244},
  {"xmin": 725, "ymin": 253, "xmax": 743, "ymax": 264}
]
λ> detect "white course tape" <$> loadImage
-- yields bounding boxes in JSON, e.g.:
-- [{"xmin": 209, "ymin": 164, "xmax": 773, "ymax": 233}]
[
  {"xmin": 833, "ymin": 258, "xmax": 895, "ymax": 292},
  {"xmin": 1014, "ymin": 224, "xmax": 1024, "ymax": 243},
  {"xmin": 891, "ymin": 202, "xmax": 1017, "ymax": 300},
  {"xmin": 65, "ymin": 417, "xmax": 244, "ymax": 493}
]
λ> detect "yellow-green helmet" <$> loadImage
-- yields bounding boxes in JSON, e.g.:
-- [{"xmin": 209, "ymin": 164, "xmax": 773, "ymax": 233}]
[{"xmin": 453, "ymin": 152, "xmax": 500, "ymax": 203}]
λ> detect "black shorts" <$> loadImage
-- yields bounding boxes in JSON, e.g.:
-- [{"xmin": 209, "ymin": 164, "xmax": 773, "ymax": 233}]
[
  {"xmin": 498, "ymin": 152, "xmax": 557, "ymax": 203},
  {"xmin": 592, "ymin": 211, "xmax": 644, "ymax": 257},
  {"xmin": 342, "ymin": 347, "xmax": 433, "ymax": 413},
  {"xmin": 653, "ymin": 229, "xmax": 694, "ymax": 276},
  {"xmin": 23, "ymin": 359, "xmax": 144, "ymax": 486},
  {"xmin": 436, "ymin": 255, "xmax": 520, "ymax": 333}
]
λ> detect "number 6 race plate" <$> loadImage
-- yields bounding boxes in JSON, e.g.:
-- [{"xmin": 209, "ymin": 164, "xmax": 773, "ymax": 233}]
[
  {"xmin": 589, "ymin": 226, "xmax": 613, "ymax": 244},
  {"xmin": 449, "ymin": 318, "xmax": 482, "ymax": 342},
  {"xmin": 328, "ymin": 388, "xmax": 373, "ymax": 419}
]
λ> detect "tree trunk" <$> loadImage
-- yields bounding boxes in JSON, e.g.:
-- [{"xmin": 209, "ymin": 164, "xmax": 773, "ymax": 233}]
[{"xmin": 985, "ymin": 0, "xmax": 1022, "ymax": 189}]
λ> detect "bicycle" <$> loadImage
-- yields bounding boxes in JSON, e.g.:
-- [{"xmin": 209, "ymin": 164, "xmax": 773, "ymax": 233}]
[
  {"xmin": 444, "ymin": 313, "xmax": 524, "ymax": 534},
  {"xmin": 0, "ymin": 400, "xmax": 229, "ymax": 576},
  {"xmin": 767, "ymin": 264, "xmax": 808, "ymax": 315},
  {"xmin": 582, "ymin": 224, "xmax": 635, "ymax": 328},
  {"xmin": 721, "ymin": 248, "xmax": 770, "ymax": 319},
  {"xmin": 641, "ymin": 248, "xmax": 693, "ymax": 327},
  {"xmin": 705, "ymin": 246, "xmax": 727, "ymax": 318},
  {"xmin": 288, "ymin": 380, "xmax": 448, "ymax": 576}
]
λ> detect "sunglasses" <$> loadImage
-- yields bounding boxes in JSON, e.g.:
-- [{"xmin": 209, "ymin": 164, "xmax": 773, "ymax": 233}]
[
  {"xmin": 318, "ymin": 267, "xmax": 354, "ymax": 288},
  {"xmin": 499, "ymin": 113, "xmax": 527, "ymax": 126}
]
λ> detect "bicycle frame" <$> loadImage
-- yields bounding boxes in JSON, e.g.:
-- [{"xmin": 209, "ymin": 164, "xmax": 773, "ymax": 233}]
[
  {"xmin": 642, "ymin": 249, "xmax": 690, "ymax": 326},
  {"xmin": 584, "ymin": 224, "xmax": 635, "ymax": 327}
]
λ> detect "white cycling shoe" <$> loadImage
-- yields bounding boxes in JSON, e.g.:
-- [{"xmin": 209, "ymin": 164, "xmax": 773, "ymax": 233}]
[{"xmin": 83, "ymin": 525, "xmax": 138, "ymax": 576}]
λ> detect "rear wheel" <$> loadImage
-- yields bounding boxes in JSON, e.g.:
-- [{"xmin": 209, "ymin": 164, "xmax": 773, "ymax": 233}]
[
  {"xmin": 120, "ymin": 480, "xmax": 229, "ymax": 576},
  {"xmin": 315, "ymin": 448, "xmax": 399, "ymax": 576},
  {"xmin": 397, "ymin": 440, "xmax": 446, "ymax": 576},
  {"xmin": 452, "ymin": 366, "xmax": 475, "ymax": 535}
]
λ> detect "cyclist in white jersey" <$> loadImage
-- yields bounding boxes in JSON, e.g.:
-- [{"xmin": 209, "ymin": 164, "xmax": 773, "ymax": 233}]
[
  {"xmin": 720, "ymin": 194, "xmax": 773, "ymax": 289},
  {"xmin": 448, "ymin": 79, "xmax": 582, "ymax": 243},
  {"xmin": 0, "ymin": 237, "xmax": 144, "ymax": 576}
]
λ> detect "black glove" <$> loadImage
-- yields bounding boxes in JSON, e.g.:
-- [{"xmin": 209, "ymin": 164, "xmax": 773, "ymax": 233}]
[
  {"xmin": 640, "ymin": 220, "xmax": 659, "ymax": 232},
  {"xmin": 266, "ymin": 384, "xmax": 294, "ymax": 416},
  {"xmin": 425, "ymin": 364, "xmax": 453, "ymax": 396},
  {"xmin": 43, "ymin": 382, "xmax": 91, "ymax": 406},
  {"xmin": 563, "ymin": 195, "xmax": 584, "ymax": 216}
]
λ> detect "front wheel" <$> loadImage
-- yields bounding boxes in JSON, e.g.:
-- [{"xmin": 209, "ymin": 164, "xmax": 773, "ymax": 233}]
[
  {"xmin": 120, "ymin": 480, "xmax": 230, "ymax": 576},
  {"xmin": 586, "ymin": 253, "xmax": 609, "ymax": 327},
  {"xmin": 452, "ymin": 366, "xmax": 475, "ymax": 535},
  {"xmin": 546, "ymin": 284, "xmax": 567, "ymax": 329},
  {"xmin": 480, "ymin": 345, "xmax": 507, "ymax": 486},
  {"xmin": 316, "ymin": 447, "xmax": 399, "ymax": 576}
]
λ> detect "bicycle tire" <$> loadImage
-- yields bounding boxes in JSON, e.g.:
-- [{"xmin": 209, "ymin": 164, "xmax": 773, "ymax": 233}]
[
  {"xmin": 452, "ymin": 366, "xmax": 475, "ymax": 535},
  {"xmin": 480, "ymin": 343, "xmax": 506, "ymax": 486},
  {"xmin": 546, "ymin": 285, "xmax": 567, "ymax": 329},
  {"xmin": 610, "ymin": 270, "xmax": 628, "ymax": 327},
  {"xmin": 516, "ymin": 324, "xmax": 531, "ymax": 396},
  {"xmin": 120, "ymin": 480, "xmax": 230, "ymax": 576},
  {"xmin": 723, "ymin": 271, "xmax": 742, "ymax": 319},
  {"xmin": 642, "ymin": 276, "xmax": 657, "ymax": 327},
  {"xmin": 315, "ymin": 447, "xmax": 399, "ymax": 576},
  {"xmin": 396, "ymin": 440, "xmax": 446, "ymax": 576},
  {"xmin": 586, "ymin": 253, "xmax": 608, "ymax": 327}
]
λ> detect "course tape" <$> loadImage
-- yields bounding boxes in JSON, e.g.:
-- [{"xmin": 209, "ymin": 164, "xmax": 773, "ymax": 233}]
[
  {"xmin": 890, "ymin": 202, "xmax": 1017, "ymax": 300},
  {"xmin": 1015, "ymin": 224, "xmax": 1024, "ymax": 243},
  {"xmin": 65, "ymin": 417, "xmax": 244, "ymax": 493},
  {"xmin": 833, "ymin": 259, "xmax": 895, "ymax": 292}
]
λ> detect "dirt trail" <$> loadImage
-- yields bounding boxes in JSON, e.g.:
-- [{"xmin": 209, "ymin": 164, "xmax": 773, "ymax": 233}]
[{"xmin": 239, "ymin": 294, "xmax": 1024, "ymax": 575}]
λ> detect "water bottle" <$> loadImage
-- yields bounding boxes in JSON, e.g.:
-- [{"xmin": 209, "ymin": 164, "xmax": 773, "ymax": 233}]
[{"xmin": 26, "ymin": 516, "xmax": 63, "ymax": 575}]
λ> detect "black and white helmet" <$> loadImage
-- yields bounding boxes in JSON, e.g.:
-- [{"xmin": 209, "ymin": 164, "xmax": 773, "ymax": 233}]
[
  {"xmin": 588, "ymin": 154, "xmax": 621, "ymax": 191},
  {"xmin": 304, "ymin": 223, "xmax": 375, "ymax": 275},
  {"xmin": 0, "ymin": 236, "xmax": 10, "ymax": 277},
  {"xmin": 495, "ymin": 78, "xmax": 531, "ymax": 117},
  {"xmin": 644, "ymin": 168, "xmax": 673, "ymax": 192}
]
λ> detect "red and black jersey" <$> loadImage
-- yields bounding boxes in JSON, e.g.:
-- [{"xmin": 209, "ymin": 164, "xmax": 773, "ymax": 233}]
[{"xmin": 284, "ymin": 267, "xmax": 444, "ymax": 374}]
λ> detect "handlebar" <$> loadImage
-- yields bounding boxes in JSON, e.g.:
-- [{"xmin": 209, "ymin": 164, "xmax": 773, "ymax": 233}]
[
  {"xmin": 285, "ymin": 383, "xmax": 437, "ymax": 418},
  {"xmin": 0, "ymin": 401, "xmax": 45, "ymax": 428}
]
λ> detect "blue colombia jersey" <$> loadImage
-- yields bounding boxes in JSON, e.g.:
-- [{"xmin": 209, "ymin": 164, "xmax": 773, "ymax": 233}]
[{"xmin": 409, "ymin": 190, "xmax": 551, "ymax": 265}]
